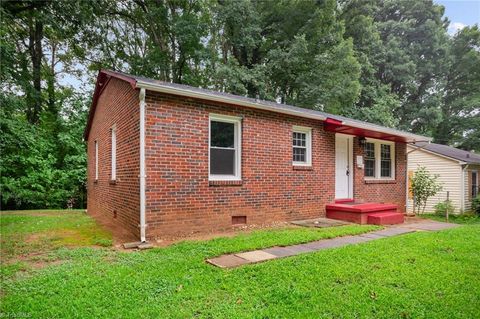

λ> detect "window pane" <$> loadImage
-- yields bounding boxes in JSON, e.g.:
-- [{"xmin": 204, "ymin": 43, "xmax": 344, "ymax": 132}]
[
  {"xmin": 381, "ymin": 160, "xmax": 391, "ymax": 177},
  {"xmin": 210, "ymin": 148, "xmax": 235, "ymax": 175},
  {"xmin": 211, "ymin": 121, "xmax": 235, "ymax": 148},
  {"xmin": 473, "ymin": 172, "xmax": 478, "ymax": 197},
  {"xmin": 381, "ymin": 144, "xmax": 391, "ymax": 160},
  {"xmin": 365, "ymin": 142, "xmax": 375, "ymax": 158},
  {"xmin": 365, "ymin": 159, "xmax": 375, "ymax": 177},
  {"xmin": 293, "ymin": 147, "xmax": 306, "ymax": 162},
  {"xmin": 293, "ymin": 132, "xmax": 306, "ymax": 147}
]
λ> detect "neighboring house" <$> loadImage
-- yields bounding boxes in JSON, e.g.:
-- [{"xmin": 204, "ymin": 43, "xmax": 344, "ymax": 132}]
[
  {"xmin": 84, "ymin": 70, "xmax": 430, "ymax": 241},
  {"xmin": 407, "ymin": 142, "xmax": 480, "ymax": 213}
]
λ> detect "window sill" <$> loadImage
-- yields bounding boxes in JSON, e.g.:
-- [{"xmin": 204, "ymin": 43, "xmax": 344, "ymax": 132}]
[
  {"xmin": 364, "ymin": 179, "xmax": 396, "ymax": 184},
  {"xmin": 109, "ymin": 179, "xmax": 117, "ymax": 185},
  {"xmin": 293, "ymin": 165, "xmax": 313, "ymax": 171},
  {"xmin": 209, "ymin": 180, "xmax": 243, "ymax": 186}
]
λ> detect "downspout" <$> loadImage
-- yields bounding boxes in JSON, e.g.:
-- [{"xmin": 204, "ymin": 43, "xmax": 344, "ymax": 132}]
[{"xmin": 139, "ymin": 88, "xmax": 147, "ymax": 242}]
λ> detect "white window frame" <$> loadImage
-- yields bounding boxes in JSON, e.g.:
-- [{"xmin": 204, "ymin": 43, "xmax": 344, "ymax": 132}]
[
  {"xmin": 364, "ymin": 138, "xmax": 395, "ymax": 180},
  {"xmin": 111, "ymin": 124, "xmax": 117, "ymax": 181},
  {"xmin": 94, "ymin": 140, "xmax": 99, "ymax": 181},
  {"xmin": 208, "ymin": 114, "xmax": 242, "ymax": 181},
  {"xmin": 292, "ymin": 126, "xmax": 312, "ymax": 166}
]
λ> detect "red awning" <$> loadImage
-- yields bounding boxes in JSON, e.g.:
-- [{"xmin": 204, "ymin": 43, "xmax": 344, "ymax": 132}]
[{"xmin": 324, "ymin": 118, "xmax": 414, "ymax": 143}]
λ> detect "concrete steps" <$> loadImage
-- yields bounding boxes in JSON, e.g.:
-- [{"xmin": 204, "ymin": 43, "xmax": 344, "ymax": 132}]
[{"xmin": 326, "ymin": 202, "xmax": 404, "ymax": 225}]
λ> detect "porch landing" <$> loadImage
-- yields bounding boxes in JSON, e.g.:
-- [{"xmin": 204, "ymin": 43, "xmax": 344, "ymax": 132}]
[{"xmin": 326, "ymin": 201, "xmax": 404, "ymax": 225}]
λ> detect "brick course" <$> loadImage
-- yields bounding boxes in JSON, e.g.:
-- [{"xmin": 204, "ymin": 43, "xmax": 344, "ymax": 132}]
[
  {"xmin": 353, "ymin": 138, "xmax": 407, "ymax": 212},
  {"xmin": 87, "ymin": 78, "xmax": 140, "ymax": 237}
]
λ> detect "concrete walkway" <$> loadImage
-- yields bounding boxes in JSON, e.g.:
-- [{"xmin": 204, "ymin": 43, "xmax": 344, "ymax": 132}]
[{"xmin": 206, "ymin": 220, "xmax": 458, "ymax": 268}]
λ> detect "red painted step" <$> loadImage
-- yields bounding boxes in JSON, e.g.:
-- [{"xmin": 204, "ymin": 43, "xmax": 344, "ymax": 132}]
[
  {"xmin": 326, "ymin": 202, "xmax": 404, "ymax": 225},
  {"xmin": 325, "ymin": 202, "xmax": 398, "ymax": 213},
  {"xmin": 367, "ymin": 212, "xmax": 404, "ymax": 225}
]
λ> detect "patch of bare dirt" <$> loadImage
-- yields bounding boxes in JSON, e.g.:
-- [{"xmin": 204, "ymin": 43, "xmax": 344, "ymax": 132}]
[
  {"xmin": 149, "ymin": 221, "xmax": 299, "ymax": 247},
  {"xmin": 87, "ymin": 211, "xmax": 138, "ymax": 245}
]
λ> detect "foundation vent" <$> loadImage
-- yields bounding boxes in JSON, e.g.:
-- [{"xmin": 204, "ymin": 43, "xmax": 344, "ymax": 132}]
[{"xmin": 232, "ymin": 216, "xmax": 247, "ymax": 225}]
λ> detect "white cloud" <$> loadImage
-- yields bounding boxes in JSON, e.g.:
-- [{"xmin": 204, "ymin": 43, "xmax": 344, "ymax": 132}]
[{"xmin": 448, "ymin": 22, "xmax": 467, "ymax": 35}]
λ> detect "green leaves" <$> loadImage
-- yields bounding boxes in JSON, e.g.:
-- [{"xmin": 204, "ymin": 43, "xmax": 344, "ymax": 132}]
[{"xmin": 411, "ymin": 167, "xmax": 443, "ymax": 215}]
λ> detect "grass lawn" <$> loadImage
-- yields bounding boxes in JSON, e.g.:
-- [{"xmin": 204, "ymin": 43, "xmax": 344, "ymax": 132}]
[
  {"xmin": 418, "ymin": 213, "xmax": 480, "ymax": 225},
  {"xmin": 1, "ymin": 211, "xmax": 479, "ymax": 318}
]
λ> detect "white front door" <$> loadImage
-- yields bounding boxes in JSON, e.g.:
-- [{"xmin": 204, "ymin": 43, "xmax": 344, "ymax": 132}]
[{"xmin": 335, "ymin": 134, "xmax": 353, "ymax": 199}]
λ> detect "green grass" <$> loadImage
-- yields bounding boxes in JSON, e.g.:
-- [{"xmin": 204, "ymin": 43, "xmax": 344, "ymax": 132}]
[
  {"xmin": 419, "ymin": 213, "xmax": 480, "ymax": 225},
  {"xmin": 1, "ymin": 211, "xmax": 479, "ymax": 318},
  {"xmin": 0, "ymin": 210, "xmax": 113, "ymax": 262}
]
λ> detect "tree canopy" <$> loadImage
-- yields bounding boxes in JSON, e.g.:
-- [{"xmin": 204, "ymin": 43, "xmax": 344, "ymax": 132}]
[{"xmin": 1, "ymin": 0, "xmax": 479, "ymax": 209}]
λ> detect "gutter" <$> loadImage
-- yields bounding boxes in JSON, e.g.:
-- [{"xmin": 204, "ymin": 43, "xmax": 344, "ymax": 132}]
[
  {"xmin": 139, "ymin": 88, "xmax": 147, "ymax": 242},
  {"xmin": 135, "ymin": 80, "xmax": 430, "ymax": 143},
  {"xmin": 135, "ymin": 81, "xmax": 328, "ymax": 123}
]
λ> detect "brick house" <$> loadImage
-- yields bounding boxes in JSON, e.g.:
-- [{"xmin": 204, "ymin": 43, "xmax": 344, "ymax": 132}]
[{"xmin": 85, "ymin": 70, "xmax": 431, "ymax": 242}]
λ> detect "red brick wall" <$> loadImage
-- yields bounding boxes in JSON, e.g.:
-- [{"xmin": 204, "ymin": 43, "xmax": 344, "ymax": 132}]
[
  {"xmin": 353, "ymin": 138, "xmax": 407, "ymax": 212},
  {"xmin": 144, "ymin": 92, "xmax": 337, "ymax": 238},
  {"xmin": 87, "ymin": 78, "xmax": 140, "ymax": 237},
  {"xmin": 86, "ymin": 79, "xmax": 408, "ymax": 240}
]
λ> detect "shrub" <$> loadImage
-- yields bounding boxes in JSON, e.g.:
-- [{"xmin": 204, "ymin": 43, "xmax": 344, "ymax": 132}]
[
  {"xmin": 472, "ymin": 195, "xmax": 480, "ymax": 215},
  {"xmin": 411, "ymin": 167, "xmax": 443, "ymax": 215},
  {"xmin": 434, "ymin": 200, "xmax": 455, "ymax": 216}
]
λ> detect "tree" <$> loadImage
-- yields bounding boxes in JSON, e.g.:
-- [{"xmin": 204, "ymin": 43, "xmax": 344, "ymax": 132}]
[
  {"xmin": 340, "ymin": 0, "xmax": 449, "ymax": 131},
  {"xmin": 411, "ymin": 166, "xmax": 443, "ymax": 215},
  {"xmin": 433, "ymin": 26, "xmax": 480, "ymax": 151}
]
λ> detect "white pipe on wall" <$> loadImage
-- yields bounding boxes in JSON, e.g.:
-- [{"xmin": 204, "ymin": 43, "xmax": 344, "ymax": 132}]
[{"xmin": 139, "ymin": 88, "xmax": 147, "ymax": 242}]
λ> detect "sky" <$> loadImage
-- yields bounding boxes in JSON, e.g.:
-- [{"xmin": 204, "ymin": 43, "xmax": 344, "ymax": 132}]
[{"xmin": 435, "ymin": 0, "xmax": 480, "ymax": 35}]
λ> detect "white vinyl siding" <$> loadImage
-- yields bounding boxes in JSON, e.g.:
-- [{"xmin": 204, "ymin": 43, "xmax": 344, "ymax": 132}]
[
  {"xmin": 407, "ymin": 146, "xmax": 463, "ymax": 213},
  {"xmin": 464, "ymin": 165, "xmax": 480, "ymax": 211}
]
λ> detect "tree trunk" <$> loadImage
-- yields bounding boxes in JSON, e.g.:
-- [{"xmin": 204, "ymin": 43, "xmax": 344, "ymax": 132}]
[{"xmin": 27, "ymin": 13, "xmax": 43, "ymax": 124}]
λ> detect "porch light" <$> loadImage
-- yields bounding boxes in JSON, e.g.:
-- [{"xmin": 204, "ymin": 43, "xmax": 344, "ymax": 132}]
[{"xmin": 358, "ymin": 137, "xmax": 367, "ymax": 148}]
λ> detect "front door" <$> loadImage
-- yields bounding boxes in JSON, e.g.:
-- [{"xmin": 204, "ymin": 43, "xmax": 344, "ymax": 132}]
[{"xmin": 335, "ymin": 134, "xmax": 353, "ymax": 199}]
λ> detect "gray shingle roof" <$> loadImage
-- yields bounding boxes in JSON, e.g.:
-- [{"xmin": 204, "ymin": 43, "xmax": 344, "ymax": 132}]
[
  {"xmin": 86, "ymin": 69, "xmax": 432, "ymax": 142},
  {"xmin": 413, "ymin": 142, "xmax": 480, "ymax": 164}
]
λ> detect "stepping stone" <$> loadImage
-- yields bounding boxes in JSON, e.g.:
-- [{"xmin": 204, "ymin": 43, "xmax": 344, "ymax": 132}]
[
  {"xmin": 370, "ymin": 227, "xmax": 414, "ymax": 237},
  {"xmin": 206, "ymin": 255, "xmax": 251, "ymax": 268},
  {"xmin": 284, "ymin": 244, "xmax": 317, "ymax": 254},
  {"xmin": 405, "ymin": 221, "xmax": 459, "ymax": 231},
  {"xmin": 302, "ymin": 239, "xmax": 345, "ymax": 250},
  {"xmin": 235, "ymin": 250, "xmax": 277, "ymax": 263},
  {"xmin": 332, "ymin": 235, "xmax": 374, "ymax": 244},
  {"xmin": 262, "ymin": 247, "xmax": 299, "ymax": 258},
  {"xmin": 359, "ymin": 233, "xmax": 386, "ymax": 239}
]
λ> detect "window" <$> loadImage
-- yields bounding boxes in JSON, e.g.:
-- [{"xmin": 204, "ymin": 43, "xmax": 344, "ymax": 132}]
[
  {"xmin": 473, "ymin": 171, "xmax": 478, "ymax": 198},
  {"xmin": 380, "ymin": 144, "xmax": 391, "ymax": 178},
  {"xmin": 363, "ymin": 139, "xmax": 395, "ymax": 179},
  {"xmin": 209, "ymin": 114, "xmax": 241, "ymax": 180},
  {"xmin": 292, "ymin": 126, "xmax": 312, "ymax": 166},
  {"xmin": 364, "ymin": 142, "xmax": 375, "ymax": 177},
  {"xmin": 111, "ymin": 125, "xmax": 117, "ymax": 181},
  {"xmin": 95, "ymin": 140, "xmax": 99, "ymax": 181}
]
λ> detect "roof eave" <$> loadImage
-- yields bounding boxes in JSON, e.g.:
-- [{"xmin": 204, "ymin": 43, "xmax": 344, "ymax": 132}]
[{"xmin": 135, "ymin": 80, "xmax": 431, "ymax": 143}]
